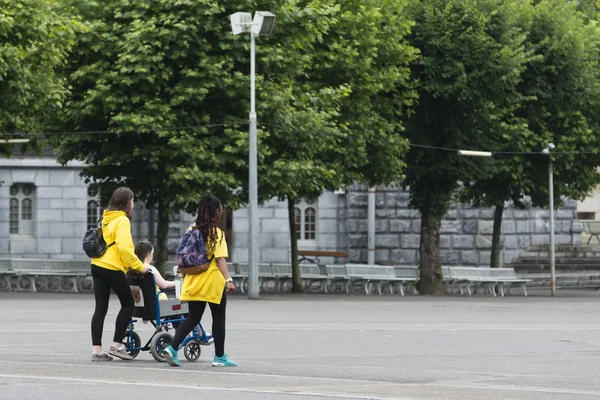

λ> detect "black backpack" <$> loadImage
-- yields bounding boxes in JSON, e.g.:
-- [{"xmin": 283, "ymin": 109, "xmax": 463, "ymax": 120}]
[{"xmin": 82, "ymin": 219, "xmax": 115, "ymax": 258}]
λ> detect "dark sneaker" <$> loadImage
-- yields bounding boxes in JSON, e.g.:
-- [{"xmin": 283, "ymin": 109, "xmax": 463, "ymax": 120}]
[
  {"xmin": 109, "ymin": 345, "xmax": 134, "ymax": 360},
  {"xmin": 91, "ymin": 352, "xmax": 113, "ymax": 362}
]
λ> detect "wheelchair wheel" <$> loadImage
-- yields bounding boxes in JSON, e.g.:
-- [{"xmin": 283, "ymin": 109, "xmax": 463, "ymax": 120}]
[
  {"xmin": 184, "ymin": 340, "xmax": 201, "ymax": 362},
  {"xmin": 122, "ymin": 330, "xmax": 141, "ymax": 359},
  {"xmin": 150, "ymin": 331, "xmax": 173, "ymax": 362}
]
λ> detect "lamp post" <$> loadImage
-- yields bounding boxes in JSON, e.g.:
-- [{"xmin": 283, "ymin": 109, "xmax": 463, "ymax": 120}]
[
  {"xmin": 542, "ymin": 143, "xmax": 556, "ymax": 297},
  {"xmin": 0, "ymin": 139, "xmax": 29, "ymax": 144},
  {"xmin": 458, "ymin": 146, "xmax": 557, "ymax": 296},
  {"xmin": 230, "ymin": 12, "xmax": 276, "ymax": 300}
]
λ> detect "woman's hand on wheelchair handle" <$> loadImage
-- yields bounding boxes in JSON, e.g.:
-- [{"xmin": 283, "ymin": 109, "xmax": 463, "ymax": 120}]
[{"xmin": 226, "ymin": 281, "xmax": 236, "ymax": 292}]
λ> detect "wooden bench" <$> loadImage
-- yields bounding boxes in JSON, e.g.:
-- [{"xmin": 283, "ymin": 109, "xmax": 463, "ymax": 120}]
[
  {"xmin": 298, "ymin": 250, "xmax": 348, "ymax": 264},
  {"xmin": 580, "ymin": 220, "xmax": 600, "ymax": 244}
]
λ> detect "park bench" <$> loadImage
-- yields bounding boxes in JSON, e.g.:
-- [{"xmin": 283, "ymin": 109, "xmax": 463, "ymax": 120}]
[
  {"xmin": 0, "ymin": 259, "xmax": 13, "ymax": 291},
  {"xmin": 324, "ymin": 264, "xmax": 350, "ymax": 293},
  {"xmin": 235, "ymin": 263, "xmax": 330, "ymax": 293},
  {"xmin": 345, "ymin": 264, "xmax": 404, "ymax": 295},
  {"xmin": 492, "ymin": 268, "xmax": 531, "ymax": 296},
  {"xmin": 270, "ymin": 263, "xmax": 293, "ymax": 292},
  {"xmin": 443, "ymin": 266, "xmax": 530, "ymax": 296},
  {"xmin": 298, "ymin": 250, "xmax": 348, "ymax": 264},
  {"xmin": 10, "ymin": 259, "xmax": 92, "ymax": 293},
  {"xmin": 230, "ymin": 263, "xmax": 276, "ymax": 293},
  {"xmin": 300, "ymin": 264, "xmax": 329, "ymax": 292},
  {"xmin": 444, "ymin": 266, "xmax": 497, "ymax": 296},
  {"xmin": 580, "ymin": 220, "xmax": 600, "ymax": 244},
  {"xmin": 393, "ymin": 265, "xmax": 419, "ymax": 295}
]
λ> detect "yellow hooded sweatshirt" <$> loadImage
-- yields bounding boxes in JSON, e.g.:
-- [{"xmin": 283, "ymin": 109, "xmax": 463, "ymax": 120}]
[{"xmin": 91, "ymin": 210, "xmax": 144, "ymax": 274}]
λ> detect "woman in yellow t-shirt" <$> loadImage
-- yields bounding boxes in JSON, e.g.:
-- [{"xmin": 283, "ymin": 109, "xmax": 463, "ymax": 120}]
[{"xmin": 163, "ymin": 194, "xmax": 236, "ymax": 367}]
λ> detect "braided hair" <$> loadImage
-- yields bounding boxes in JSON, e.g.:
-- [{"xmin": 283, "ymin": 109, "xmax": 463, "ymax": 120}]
[{"xmin": 194, "ymin": 194, "xmax": 222, "ymax": 252}]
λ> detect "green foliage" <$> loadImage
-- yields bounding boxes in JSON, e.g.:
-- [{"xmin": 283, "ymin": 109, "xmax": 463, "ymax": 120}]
[
  {"xmin": 0, "ymin": 0, "xmax": 81, "ymax": 154},
  {"xmin": 404, "ymin": 0, "xmax": 532, "ymax": 215},
  {"xmin": 402, "ymin": 0, "xmax": 534, "ymax": 293},
  {"xmin": 462, "ymin": 0, "xmax": 600, "ymax": 209},
  {"xmin": 53, "ymin": 0, "xmax": 250, "ymax": 211},
  {"xmin": 257, "ymin": 0, "xmax": 417, "ymax": 202}
]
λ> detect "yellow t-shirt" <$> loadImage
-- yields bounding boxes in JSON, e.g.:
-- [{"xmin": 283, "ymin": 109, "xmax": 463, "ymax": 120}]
[{"xmin": 179, "ymin": 227, "xmax": 228, "ymax": 304}]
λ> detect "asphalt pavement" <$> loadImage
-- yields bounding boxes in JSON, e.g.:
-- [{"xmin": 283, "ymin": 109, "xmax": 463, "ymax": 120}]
[{"xmin": 1, "ymin": 290, "xmax": 600, "ymax": 399}]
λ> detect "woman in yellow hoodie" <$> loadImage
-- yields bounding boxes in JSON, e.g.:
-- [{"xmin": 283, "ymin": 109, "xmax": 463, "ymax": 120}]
[
  {"xmin": 90, "ymin": 187, "xmax": 148, "ymax": 362},
  {"xmin": 162, "ymin": 194, "xmax": 236, "ymax": 367}
]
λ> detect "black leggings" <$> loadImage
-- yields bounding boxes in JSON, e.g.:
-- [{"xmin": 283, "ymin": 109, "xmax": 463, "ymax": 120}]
[
  {"xmin": 171, "ymin": 289, "xmax": 227, "ymax": 357},
  {"xmin": 91, "ymin": 264, "xmax": 134, "ymax": 346}
]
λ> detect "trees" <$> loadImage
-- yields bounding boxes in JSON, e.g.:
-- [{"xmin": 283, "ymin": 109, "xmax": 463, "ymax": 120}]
[
  {"xmin": 461, "ymin": 0, "xmax": 600, "ymax": 268},
  {"xmin": 0, "ymin": 0, "xmax": 80, "ymax": 155},
  {"xmin": 255, "ymin": 0, "xmax": 416, "ymax": 291},
  {"xmin": 53, "ymin": 0, "xmax": 250, "ymax": 273},
  {"xmin": 403, "ymin": 0, "xmax": 532, "ymax": 294},
  {"xmin": 53, "ymin": 0, "xmax": 415, "ymax": 278}
]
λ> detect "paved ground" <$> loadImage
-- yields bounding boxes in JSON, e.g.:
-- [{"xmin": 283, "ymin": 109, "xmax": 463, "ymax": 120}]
[{"xmin": 2, "ymin": 290, "xmax": 600, "ymax": 399}]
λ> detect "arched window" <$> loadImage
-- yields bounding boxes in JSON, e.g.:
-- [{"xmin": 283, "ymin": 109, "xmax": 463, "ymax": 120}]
[
  {"xmin": 9, "ymin": 198, "xmax": 18, "ymax": 234},
  {"xmin": 87, "ymin": 200, "xmax": 100, "ymax": 229},
  {"xmin": 294, "ymin": 199, "xmax": 318, "ymax": 245},
  {"xmin": 9, "ymin": 184, "xmax": 35, "ymax": 236},
  {"xmin": 304, "ymin": 207, "xmax": 316, "ymax": 240},
  {"xmin": 294, "ymin": 207, "xmax": 302, "ymax": 239},
  {"xmin": 21, "ymin": 199, "xmax": 32, "ymax": 220},
  {"xmin": 87, "ymin": 185, "xmax": 102, "ymax": 229}
]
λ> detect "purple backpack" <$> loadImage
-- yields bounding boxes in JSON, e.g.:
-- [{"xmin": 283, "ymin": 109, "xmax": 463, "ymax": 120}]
[{"xmin": 175, "ymin": 228, "xmax": 213, "ymax": 275}]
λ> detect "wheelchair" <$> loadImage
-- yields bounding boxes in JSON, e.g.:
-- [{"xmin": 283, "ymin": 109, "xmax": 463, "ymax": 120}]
[{"xmin": 123, "ymin": 272, "xmax": 212, "ymax": 362}]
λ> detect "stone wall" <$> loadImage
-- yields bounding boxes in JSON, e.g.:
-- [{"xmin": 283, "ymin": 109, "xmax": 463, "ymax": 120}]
[
  {"xmin": 343, "ymin": 184, "xmax": 581, "ymax": 266},
  {"xmin": 230, "ymin": 192, "xmax": 342, "ymax": 264},
  {"xmin": 0, "ymin": 159, "xmax": 88, "ymax": 259},
  {"xmin": 0, "ymin": 157, "xmax": 583, "ymax": 265}
]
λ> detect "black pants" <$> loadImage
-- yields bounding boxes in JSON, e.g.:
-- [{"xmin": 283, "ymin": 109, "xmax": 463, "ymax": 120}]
[
  {"xmin": 171, "ymin": 289, "xmax": 227, "ymax": 357},
  {"xmin": 91, "ymin": 264, "xmax": 134, "ymax": 346}
]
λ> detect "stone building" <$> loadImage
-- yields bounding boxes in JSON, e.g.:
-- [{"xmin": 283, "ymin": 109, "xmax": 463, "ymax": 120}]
[{"xmin": 0, "ymin": 155, "xmax": 582, "ymax": 265}]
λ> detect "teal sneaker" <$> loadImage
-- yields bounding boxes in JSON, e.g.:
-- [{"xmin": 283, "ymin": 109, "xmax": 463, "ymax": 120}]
[
  {"xmin": 212, "ymin": 354, "xmax": 237, "ymax": 367},
  {"xmin": 162, "ymin": 345, "xmax": 180, "ymax": 367}
]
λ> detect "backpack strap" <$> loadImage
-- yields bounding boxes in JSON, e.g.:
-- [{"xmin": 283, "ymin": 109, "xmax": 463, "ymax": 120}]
[{"xmin": 98, "ymin": 218, "xmax": 116, "ymax": 249}]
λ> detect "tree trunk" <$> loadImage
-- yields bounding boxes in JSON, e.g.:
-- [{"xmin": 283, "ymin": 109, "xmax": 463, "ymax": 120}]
[
  {"xmin": 287, "ymin": 196, "xmax": 302, "ymax": 293},
  {"xmin": 419, "ymin": 204, "xmax": 444, "ymax": 295},
  {"xmin": 490, "ymin": 203, "xmax": 504, "ymax": 268},
  {"xmin": 154, "ymin": 200, "xmax": 170, "ymax": 276}
]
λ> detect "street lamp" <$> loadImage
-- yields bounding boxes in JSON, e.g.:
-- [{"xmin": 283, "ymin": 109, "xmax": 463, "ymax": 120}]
[
  {"xmin": 230, "ymin": 11, "xmax": 276, "ymax": 300},
  {"xmin": 0, "ymin": 139, "xmax": 30, "ymax": 144},
  {"xmin": 542, "ymin": 143, "xmax": 556, "ymax": 297},
  {"xmin": 458, "ymin": 146, "xmax": 557, "ymax": 296}
]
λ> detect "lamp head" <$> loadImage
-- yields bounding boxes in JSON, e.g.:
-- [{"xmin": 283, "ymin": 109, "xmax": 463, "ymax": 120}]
[
  {"xmin": 251, "ymin": 11, "xmax": 276, "ymax": 35},
  {"xmin": 230, "ymin": 12, "xmax": 252, "ymax": 35}
]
